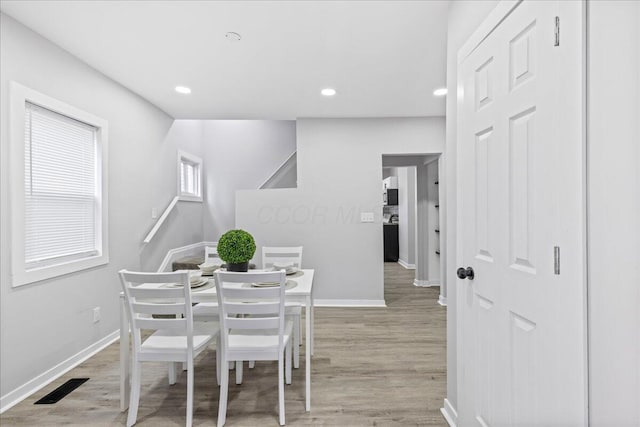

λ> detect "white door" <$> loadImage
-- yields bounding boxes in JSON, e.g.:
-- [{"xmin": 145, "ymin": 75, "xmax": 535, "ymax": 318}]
[{"xmin": 457, "ymin": 1, "xmax": 587, "ymax": 426}]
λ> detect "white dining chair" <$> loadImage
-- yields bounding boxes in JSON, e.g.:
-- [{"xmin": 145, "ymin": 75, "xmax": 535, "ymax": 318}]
[
  {"xmin": 119, "ymin": 270, "xmax": 219, "ymax": 427},
  {"xmin": 215, "ymin": 270, "xmax": 293, "ymax": 427},
  {"xmin": 204, "ymin": 244, "xmax": 221, "ymax": 263},
  {"xmin": 262, "ymin": 246, "xmax": 303, "ymax": 270},
  {"xmin": 193, "ymin": 245, "xmax": 221, "ymax": 321},
  {"xmin": 262, "ymin": 246, "xmax": 303, "ymax": 369},
  {"xmin": 194, "ymin": 244, "xmax": 238, "ymax": 371}
]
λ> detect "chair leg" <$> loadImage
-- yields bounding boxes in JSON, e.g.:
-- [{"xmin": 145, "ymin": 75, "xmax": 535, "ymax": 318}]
[
  {"xmin": 127, "ymin": 361, "xmax": 142, "ymax": 427},
  {"xmin": 218, "ymin": 358, "xmax": 229, "ymax": 427},
  {"xmin": 168, "ymin": 362, "xmax": 177, "ymax": 385},
  {"xmin": 285, "ymin": 341, "xmax": 292, "ymax": 385},
  {"xmin": 293, "ymin": 318, "xmax": 300, "ymax": 369},
  {"xmin": 278, "ymin": 356, "xmax": 285, "ymax": 426},
  {"xmin": 216, "ymin": 336, "xmax": 221, "ymax": 386},
  {"xmin": 235, "ymin": 361, "xmax": 243, "ymax": 385},
  {"xmin": 186, "ymin": 360, "xmax": 194, "ymax": 427}
]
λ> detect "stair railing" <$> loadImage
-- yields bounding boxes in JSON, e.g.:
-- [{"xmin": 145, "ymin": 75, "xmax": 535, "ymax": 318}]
[{"xmin": 143, "ymin": 196, "xmax": 179, "ymax": 244}]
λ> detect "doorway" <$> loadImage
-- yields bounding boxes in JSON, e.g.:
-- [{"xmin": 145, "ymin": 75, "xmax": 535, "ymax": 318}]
[{"xmin": 381, "ymin": 154, "xmax": 445, "ymax": 302}]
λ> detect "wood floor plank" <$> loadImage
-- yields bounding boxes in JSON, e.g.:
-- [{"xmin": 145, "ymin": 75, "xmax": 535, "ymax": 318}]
[{"xmin": 1, "ymin": 263, "xmax": 447, "ymax": 426}]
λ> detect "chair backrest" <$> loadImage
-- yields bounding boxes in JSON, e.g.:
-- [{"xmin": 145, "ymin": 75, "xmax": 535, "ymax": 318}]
[
  {"xmin": 119, "ymin": 270, "xmax": 194, "ymax": 355},
  {"xmin": 262, "ymin": 246, "xmax": 303, "ymax": 270},
  {"xmin": 205, "ymin": 245, "xmax": 221, "ymax": 263},
  {"xmin": 215, "ymin": 270, "xmax": 287, "ymax": 353}
]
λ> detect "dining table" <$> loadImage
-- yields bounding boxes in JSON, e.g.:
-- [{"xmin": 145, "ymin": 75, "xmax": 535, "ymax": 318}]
[{"xmin": 119, "ymin": 268, "xmax": 315, "ymax": 412}]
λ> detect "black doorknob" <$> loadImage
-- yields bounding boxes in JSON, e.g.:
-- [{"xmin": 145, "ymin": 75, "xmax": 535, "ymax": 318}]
[{"xmin": 457, "ymin": 267, "xmax": 475, "ymax": 280}]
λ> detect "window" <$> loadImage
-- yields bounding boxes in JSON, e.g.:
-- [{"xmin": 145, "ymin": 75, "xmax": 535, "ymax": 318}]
[
  {"xmin": 10, "ymin": 82, "xmax": 108, "ymax": 286},
  {"xmin": 178, "ymin": 151, "xmax": 202, "ymax": 201}
]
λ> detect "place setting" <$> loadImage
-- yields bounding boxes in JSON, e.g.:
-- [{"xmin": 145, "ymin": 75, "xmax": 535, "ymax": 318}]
[
  {"xmin": 271, "ymin": 263, "xmax": 304, "ymax": 278},
  {"xmin": 246, "ymin": 279, "xmax": 298, "ymax": 290},
  {"xmin": 164, "ymin": 271, "xmax": 210, "ymax": 288},
  {"xmin": 198, "ymin": 262, "xmax": 220, "ymax": 277}
]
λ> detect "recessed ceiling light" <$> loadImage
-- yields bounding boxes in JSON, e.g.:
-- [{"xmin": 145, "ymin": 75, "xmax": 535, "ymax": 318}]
[
  {"xmin": 175, "ymin": 86, "xmax": 191, "ymax": 94},
  {"xmin": 321, "ymin": 88, "xmax": 337, "ymax": 97},
  {"xmin": 433, "ymin": 87, "xmax": 447, "ymax": 96},
  {"xmin": 225, "ymin": 32, "xmax": 242, "ymax": 42}
]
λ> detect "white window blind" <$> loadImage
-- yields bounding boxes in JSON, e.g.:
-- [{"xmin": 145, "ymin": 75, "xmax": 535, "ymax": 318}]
[
  {"xmin": 178, "ymin": 151, "xmax": 202, "ymax": 201},
  {"xmin": 180, "ymin": 160, "xmax": 197, "ymax": 195},
  {"xmin": 24, "ymin": 102, "xmax": 99, "ymax": 269}
]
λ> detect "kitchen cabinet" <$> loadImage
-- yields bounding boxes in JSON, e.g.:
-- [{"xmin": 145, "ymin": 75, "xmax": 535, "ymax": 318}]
[
  {"xmin": 383, "ymin": 176, "xmax": 398, "ymax": 190},
  {"xmin": 383, "ymin": 224, "xmax": 399, "ymax": 262},
  {"xmin": 383, "ymin": 188, "xmax": 398, "ymax": 205},
  {"xmin": 383, "ymin": 176, "xmax": 399, "ymax": 205}
]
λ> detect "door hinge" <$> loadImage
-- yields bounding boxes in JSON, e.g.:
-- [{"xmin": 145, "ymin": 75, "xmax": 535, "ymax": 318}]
[
  {"xmin": 554, "ymin": 246, "xmax": 561, "ymax": 275},
  {"xmin": 554, "ymin": 16, "xmax": 560, "ymax": 47}
]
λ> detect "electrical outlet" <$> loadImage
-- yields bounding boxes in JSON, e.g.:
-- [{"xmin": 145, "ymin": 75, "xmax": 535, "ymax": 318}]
[
  {"xmin": 360, "ymin": 212, "xmax": 374, "ymax": 223},
  {"xmin": 151, "ymin": 207, "xmax": 158, "ymax": 219},
  {"xmin": 93, "ymin": 307, "xmax": 101, "ymax": 323}
]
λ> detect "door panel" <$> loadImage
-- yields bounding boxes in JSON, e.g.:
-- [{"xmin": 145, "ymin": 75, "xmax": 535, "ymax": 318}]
[
  {"xmin": 508, "ymin": 106, "xmax": 536, "ymax": 274},
  {"xmin": 457, "ymin": 1, "xmax": 587, "ymax": 426}
]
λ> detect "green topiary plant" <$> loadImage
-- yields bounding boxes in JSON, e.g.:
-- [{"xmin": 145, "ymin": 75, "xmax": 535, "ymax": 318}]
[{"xmin": 217, "ymin": 229, "xmax": 256, "ymax": 271}]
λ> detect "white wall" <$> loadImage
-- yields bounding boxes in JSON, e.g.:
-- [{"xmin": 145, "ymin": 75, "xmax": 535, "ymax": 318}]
[
  {"xmin": 140, "ymin": 120, "xmax": 206, "ymax": 271},
  {"xmin": 0, "ymin": 13, "xmax": 204, "ymax": 405},
  {"xmin": 444, "ymin": 0, "xmax": 500, "ymax": 417},
  {"xmin": 587, "ymin": 1, "xmax": 640, "ymax": 425},
  {"xmin": 426, "ymin": 160, "xmax": 440, "ymax": 283},
  {"xmin": 237, "ymin": 117, "xmax": 444, "ymax": 303},
  {"xmin": 202, "ymin": 120, "xmax": 296, "ymax": 241},
  {"xmin": 415, "ymin": 162, "xmax": 430, "ymax": 284},
  {"xmin": 397, "ymin": 167, "xmax": 416, "ymax": 267}
]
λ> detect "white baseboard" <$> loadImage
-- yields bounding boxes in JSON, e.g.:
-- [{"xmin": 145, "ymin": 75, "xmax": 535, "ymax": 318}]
[
  {"xmin": 413, "ymin": 279, "xmax": 440, "ymax": 287},
  {"xmin": 0, "ymin": 330, "xmax": 120, "ymax": 414},
  {"xmin": 397, "ymin": 259, "xmax": 416, "ymax": 269},
  {"xmin": 438, "ymin": 294, "xmax": 447, "ymax": 306},
  {"xmin": 314, "ymin": 299, "xmax": 387, "ymax": 308},
  {"xmin": 440, "ymin": 398, "xmax": 458, "ymax": 427}
]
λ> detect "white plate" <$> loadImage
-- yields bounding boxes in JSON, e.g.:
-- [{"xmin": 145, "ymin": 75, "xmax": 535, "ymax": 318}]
[
  {"xmin": 252, "ymin": 282, "xmax": 280, "ymax": 287},
  {"xmin": 250, "ymin": 280, "xmax": 297, "ymax": 290},
  {"xmin": 199, "ymin": 263, "xmax": 220, "ymax": 271},
  {"xmin": 190, "ymin": 278, "xmax": 209, "ymax": 288},
  {"xmin": 272, "ymin": 266, "xmax": 297, "ymax": 275},
  {"xmin": 168, "ymin": 279, "xmax": 208, "ymax": 288}
]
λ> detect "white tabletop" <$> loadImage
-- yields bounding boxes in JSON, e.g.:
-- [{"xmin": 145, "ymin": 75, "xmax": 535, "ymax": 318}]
[{"xmin": 179, "ymin": 268, "xmax": 313, "ymax": 302}]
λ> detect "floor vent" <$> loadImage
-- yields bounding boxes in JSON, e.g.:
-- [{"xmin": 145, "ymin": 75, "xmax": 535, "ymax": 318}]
[{"xmin": 34, "ymin": 378, "xmax": 89, "ymax": 404}]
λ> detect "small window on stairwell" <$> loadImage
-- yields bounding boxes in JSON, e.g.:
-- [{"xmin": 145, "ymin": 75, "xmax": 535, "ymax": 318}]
[{"xmin": 178, "ymin": 151, "xmax": 202, "ymax": 202}]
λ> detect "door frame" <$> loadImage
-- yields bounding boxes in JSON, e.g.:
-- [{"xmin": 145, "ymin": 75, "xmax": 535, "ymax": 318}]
[
  {"xmin": 454, "ymin": 0, "xmax": 589, "ymax": 424},
  {"xmin": 380, "ymin": 153, "xmax": 445, "ymax": 294}
]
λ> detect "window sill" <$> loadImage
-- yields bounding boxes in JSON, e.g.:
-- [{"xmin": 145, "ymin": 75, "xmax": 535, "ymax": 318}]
[
  {"xmin": 179, "ymin": 195, "xmax": 203, "ymax": 203},
  {"xmin": 12, "ymin": 253, "xmax": 109, "ymax": 288}
]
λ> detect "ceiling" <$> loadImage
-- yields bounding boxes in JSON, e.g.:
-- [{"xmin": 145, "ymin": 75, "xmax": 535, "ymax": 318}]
[{"xmin": 1, "ymin": 1, "xmax": 449, "ymax": 120}]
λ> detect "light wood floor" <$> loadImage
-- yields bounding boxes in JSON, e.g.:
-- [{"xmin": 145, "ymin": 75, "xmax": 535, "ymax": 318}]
[{"xmin": 1, "ymin": 263, "xmax": 447, "ymax": 426}]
